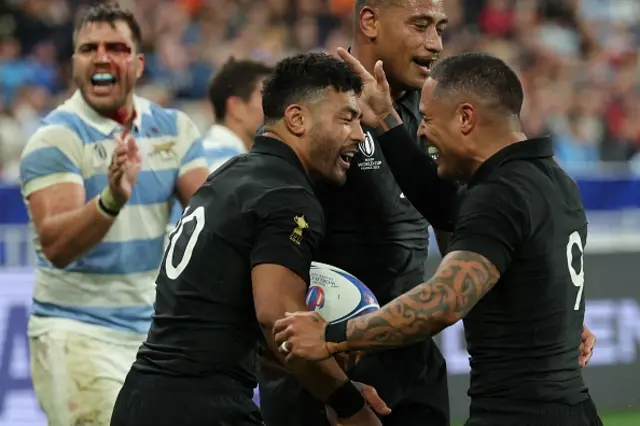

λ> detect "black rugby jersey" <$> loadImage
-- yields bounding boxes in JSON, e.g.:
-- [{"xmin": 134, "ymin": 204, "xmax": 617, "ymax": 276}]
[
  {"xmin": 315, "ymin": 91, "xmax": 457, "ymax": 303},
  {"xmin": 134, "ymin": 136, "xmax": 325, "ymax": 389},
  {"xmin": 377, "ymin": 127, "xmax": 589, "ymax": 406}
]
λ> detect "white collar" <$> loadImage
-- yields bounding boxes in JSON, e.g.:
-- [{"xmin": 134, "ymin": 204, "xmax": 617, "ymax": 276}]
[
  {"xmin": 66, "ymin": 90, "xmax": 149, "ymax": 135},
  {"xmin": 205, "ymin": 124, "xmax": 248, "ymax": 153}
]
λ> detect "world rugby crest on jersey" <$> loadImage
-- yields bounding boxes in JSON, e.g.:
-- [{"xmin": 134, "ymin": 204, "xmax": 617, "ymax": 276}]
[{"xmin": 357, "ymin": 131, "xmax": 382, "ymax": 171}]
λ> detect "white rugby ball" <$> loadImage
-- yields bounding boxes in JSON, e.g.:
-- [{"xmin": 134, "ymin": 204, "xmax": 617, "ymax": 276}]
[{"xmin": 306, "ymin": 262, "xmax": 379, "ymax": 324}]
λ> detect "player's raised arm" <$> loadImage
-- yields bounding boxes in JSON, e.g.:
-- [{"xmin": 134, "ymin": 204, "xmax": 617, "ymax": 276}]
[
  {"xmin": 21, "ymin": 124, "xmax": 140, "ymax": 268},
  {"xmin": 274, "ymin": 179, "xmax": 528, "ymax": 358},
  {"xmin": 335, "ymin": 47, "xmax": 459, "ymax": 233}
]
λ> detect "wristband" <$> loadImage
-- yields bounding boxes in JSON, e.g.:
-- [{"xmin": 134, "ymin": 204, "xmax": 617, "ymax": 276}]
[
  {"xmin": 373, "ymin": 112, "xmax": 402, "ymax": 136},
  {"xmin": 98, "ymin": 187, "xmax": 122, "ymax": 217},
  {"xmin": 326, "ymin": 380, "xmax": 365, "ymax": 419},
  {"xmin": 325, "ymin": 321, "xmax": 347, "ymax": 344}
]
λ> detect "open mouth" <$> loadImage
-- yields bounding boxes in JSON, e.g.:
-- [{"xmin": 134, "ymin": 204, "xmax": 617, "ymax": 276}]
[
  {"xmin": 427, "ymin": 145, "xmax": 440, "ymax": 161},
  {"xmin": 413, "ymin": 57, "xmax": 434, "ymax": 75},
  {"xmin": 90, "ymin": 72, "xmax": 118, "ymax": 91},
  {"xmin": 339, "ymin": 151, "xmax": 355, "ymax": 168}
]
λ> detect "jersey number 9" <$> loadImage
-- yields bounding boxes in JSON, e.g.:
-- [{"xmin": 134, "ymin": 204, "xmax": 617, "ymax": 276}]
[
  {"xmin": 566, "ymin": 230, "xmax": 585, "ymax": 311},
  {"xmin": 164, "ymin": 206, "xmax": 206, "ymax": 279}
]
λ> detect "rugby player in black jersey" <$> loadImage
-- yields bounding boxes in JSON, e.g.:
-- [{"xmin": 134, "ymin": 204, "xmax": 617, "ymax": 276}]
[
  {"xmin": 274, "ymin": 51, "xmax": 603, "ymax": 426},
  {"xmin": 259, "ymin": 1, "xmax": 457, "ymax": 425},
  {"xmin": 109, "ymin": 53, "xmax": 390, "ymax": 426}
]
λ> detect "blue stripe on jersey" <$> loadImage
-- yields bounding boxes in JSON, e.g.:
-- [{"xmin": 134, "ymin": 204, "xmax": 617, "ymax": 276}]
[
  {"xmin": 37, "ymin": 236, "xmax": 166, "ymax": 274},
  {"xmin": 182, "ymin": 137, "xmax": 205, "ymax": 166},
  {"xmin": 43, "ymin": 111, "xmax": 108, "ymax": 144},
  {"xmin": 84, "ymin": 169, "xmax": 177, "ymax": 205},
  {"xmin": 32, "ymin": 300, "xmax": 153, "ymax": 334},
  {"xmin": 142, "ymin": 104, "xmax": 178, "ymax": 137},
  {"xmin": 20, "ymin": 146, "xmax": 81, "ymax": 184},
  {"xmin": 169, "ymin": 202, "xmax": 184, "ymax": 226}
]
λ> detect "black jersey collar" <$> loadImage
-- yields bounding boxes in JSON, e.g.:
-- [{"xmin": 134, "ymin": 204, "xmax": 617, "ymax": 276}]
[
  {"xmin": 252, "ymin": 136, "xmax": 310, "ymax": 182},
  {"xmin": 468, "ymin": 136, "xmax": 554, "ymax": 187}
]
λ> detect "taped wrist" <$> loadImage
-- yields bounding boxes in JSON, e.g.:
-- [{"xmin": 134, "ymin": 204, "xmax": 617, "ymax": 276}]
[
  {"xmin": 326, "ymin": 380, "xmax": 365, "ymax": 419},
  {"xmin": 97, "ymin": 187, "xmax": 122, "ymax": 217}
]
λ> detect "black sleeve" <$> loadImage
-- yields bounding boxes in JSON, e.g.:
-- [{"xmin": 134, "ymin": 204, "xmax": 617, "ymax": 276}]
[
  {"xmin": 447, "ymin": 181, "xmax": 529, "ymax": 274},
  {"xmin": 377, "ymin": 125, "xmax": 460, "ymax": 231},
  {"xmin": 250, "ymin": 188, "xmax": 325, "ymax": 284}
]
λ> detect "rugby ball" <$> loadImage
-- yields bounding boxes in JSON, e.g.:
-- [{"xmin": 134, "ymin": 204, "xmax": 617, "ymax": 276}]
[{"xmin": 306, "ymin": 262, "xmax": 379, "ymax": 324}]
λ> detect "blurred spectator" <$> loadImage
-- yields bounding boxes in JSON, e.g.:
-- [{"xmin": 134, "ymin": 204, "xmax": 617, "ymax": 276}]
[{"xmin": 0, "ymin": 0, "xmax": 638, "ymax": 182}]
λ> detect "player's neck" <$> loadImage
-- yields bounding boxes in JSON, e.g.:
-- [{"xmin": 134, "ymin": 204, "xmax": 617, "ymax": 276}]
[
  {"xmin": 468, "ymin": 130, "xmax": 529, "ymax": 180},
  {"xmin": 224, "ymin": 119, "xmax": 253, "ymax": 151},
  {"xmin": 102, "ymin": 102, "xmax": 135, "ymax": 127},
  {"xmin": 350, "ymin": 44, "xmax": 405, "ymax": 101}
]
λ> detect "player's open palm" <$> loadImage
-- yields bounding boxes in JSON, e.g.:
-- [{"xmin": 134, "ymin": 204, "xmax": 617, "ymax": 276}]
[
  {"xmin": 108, "ymin": 132, "xmax": 142, "ymax": 205},
  {"xmin": 273, "ymin": 311, "xmax": 333, "ymax": 362},
  {"xmin": 336, "ymin": 47, "xmax": 394, "ymax": 128}
]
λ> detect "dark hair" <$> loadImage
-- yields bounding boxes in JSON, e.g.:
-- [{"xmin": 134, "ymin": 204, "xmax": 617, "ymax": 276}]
[
  {"xmin": 430, "ymin": 52, "xmax": 524, "ymax": 115},
  {"xmin": 208, "ymin": 58, "xmax": 273, "ymax": 122},
  {"xmin": 262, "ymin": 53, "xmax": 363, "ymax": 122},
  {"xmin": 74, "ymin": 3, "xmax": 142, "ymax": 51}
]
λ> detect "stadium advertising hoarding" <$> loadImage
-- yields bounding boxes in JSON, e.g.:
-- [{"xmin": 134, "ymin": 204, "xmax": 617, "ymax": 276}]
[{"xmin": 1, "ymin": 253, "xmax": 640, "ymax": 424}]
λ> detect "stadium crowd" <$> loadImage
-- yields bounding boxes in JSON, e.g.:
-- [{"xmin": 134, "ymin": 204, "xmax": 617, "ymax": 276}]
[{"xmin": 0, "ymin": 0, "xmax": 638, "ymax": 181}]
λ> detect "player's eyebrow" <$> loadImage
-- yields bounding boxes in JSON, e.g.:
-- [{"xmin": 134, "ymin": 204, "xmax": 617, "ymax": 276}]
[{"xmin": 410, "ymin": 13, "xmax": 448, "ymax": 26}]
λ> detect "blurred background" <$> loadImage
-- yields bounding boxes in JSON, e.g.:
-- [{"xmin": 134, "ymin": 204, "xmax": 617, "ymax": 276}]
[{"xmin": 0, "ymin": 0, "xmax": 639, "ymax": 425}]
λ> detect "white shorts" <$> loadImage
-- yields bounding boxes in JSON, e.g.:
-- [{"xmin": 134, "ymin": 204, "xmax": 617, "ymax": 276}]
[{"xmin": 28, "ymin": 316, "xmax": 146, "ymax": 426}]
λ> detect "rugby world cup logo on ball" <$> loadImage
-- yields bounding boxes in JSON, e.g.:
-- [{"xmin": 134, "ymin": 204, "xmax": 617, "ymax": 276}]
[{"xmin": 307, "ymin": 262, "xmax": 379, "ymax": 324}]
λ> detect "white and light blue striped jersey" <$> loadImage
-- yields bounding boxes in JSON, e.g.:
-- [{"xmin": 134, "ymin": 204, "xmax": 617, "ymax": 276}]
[
  {"xmin": 169, "ymin": 124, "xmax": 247, "ymax": 225},
  {"xmin": 20, "ymin": 90, "xmax": 207, "ymax": 334}
]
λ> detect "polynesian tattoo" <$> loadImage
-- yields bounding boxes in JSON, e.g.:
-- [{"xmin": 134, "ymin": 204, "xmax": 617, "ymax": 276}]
[{"xmin": 345, "ymin": 250, "xmax": 500, "ymax": 350}]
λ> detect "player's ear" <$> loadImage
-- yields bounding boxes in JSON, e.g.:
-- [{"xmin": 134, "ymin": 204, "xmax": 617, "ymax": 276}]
[
  {"xmin": 458, "ymin": 103, "xmax": 475, "ymax": 136},
  {"xmin": 283, "ymin": 104, "xmax": 305, "ymax": 136},
  {"xmin": 359, "ymin": 6, "xmax": 378, "ymax": 39},
  {"xmin": 135, "ymin": 53, "xmax": 145, "ymax": 79}
]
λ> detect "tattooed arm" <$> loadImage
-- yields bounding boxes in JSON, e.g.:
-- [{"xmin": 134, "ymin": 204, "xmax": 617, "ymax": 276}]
[
  {"xmin": 344, "ymin": 250, "xmax": 500, "ymax": 350},
  {"xmin": 273, "ymin": 180, "xmax": 527, "ymax": 361}
]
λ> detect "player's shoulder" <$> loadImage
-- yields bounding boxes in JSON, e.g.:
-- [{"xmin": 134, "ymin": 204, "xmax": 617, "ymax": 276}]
[
  {"xmin": 253, "ymin": 185, "xmax": 321, "ymax": 217},
  {"xmin": 134, "ymin": 95, "xmax": 185, "ymax": 137}
]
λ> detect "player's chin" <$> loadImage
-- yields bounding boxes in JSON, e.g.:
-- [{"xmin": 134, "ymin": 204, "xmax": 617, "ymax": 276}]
[{"xmin": 83, "ymin": 91, "xmax": 124, "ymax": 114}]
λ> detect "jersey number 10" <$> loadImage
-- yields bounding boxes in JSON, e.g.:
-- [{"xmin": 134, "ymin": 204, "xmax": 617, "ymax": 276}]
[
  {"xmin": 164, "ymin": 206, "xmax": 206, "ymax": 280},
  {"xmin": 566, "ymin": 230, "xmax": 585, "ymax": 311}
]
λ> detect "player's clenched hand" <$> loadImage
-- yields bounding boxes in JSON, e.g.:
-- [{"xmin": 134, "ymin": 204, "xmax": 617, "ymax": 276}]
[
  {"xmin": 273, "ymin": 311, "xmax": 334, "ymax": 361},
  {"xmin": 336, "ymin": 47, "xmax": 394, "ymax": 127},
  {"xmin": 108, "ymin": 131, "xmax": 142, "ymax": 205},
  {"xmin": 579, "ymin": 324, "xmax": 596, "ymax": 367}
]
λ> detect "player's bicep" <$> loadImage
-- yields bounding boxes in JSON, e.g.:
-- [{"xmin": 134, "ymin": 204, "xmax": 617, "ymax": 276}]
[
  {"xmin": 448, "ymin": 181, "xmax": 528, "ymax": 275},
  {"xmin": 20, "ymin": 126, "xmax": 86, "ymax": 232},
  {"xmin": 252, "ymin": 264, "xmax": 309, "ymax": 329},
  {"xmin": 20, "ymin": 125, "xmax": 84, "ymax": 197}
]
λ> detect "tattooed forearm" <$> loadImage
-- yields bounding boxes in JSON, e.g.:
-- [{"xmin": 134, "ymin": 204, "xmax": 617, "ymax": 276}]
[{"xmin": 345, "ymin": 251, "xmax": 500, "ymax": 351}]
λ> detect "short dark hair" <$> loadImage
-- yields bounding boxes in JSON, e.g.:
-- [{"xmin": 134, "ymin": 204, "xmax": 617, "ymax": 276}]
[
  {"xmin": 74, "ymin": 3, "xmax": 142, "ymax": 51},
  {"xmin": 430, "ymin": 52, "xmax": 524, "ymax": 115},
  {"xmin": 208, "ymin": 58, "xmax": 273, "ymax": 122},
  {"xmin": 262, "ymin": 53, "xmax": 364, "ymax": 122}
]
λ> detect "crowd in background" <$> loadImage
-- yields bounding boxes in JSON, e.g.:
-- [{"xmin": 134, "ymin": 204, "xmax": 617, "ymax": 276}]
[{"xmin": 0, "ymin": 0, "xmax": 639, "ymax": 181}]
